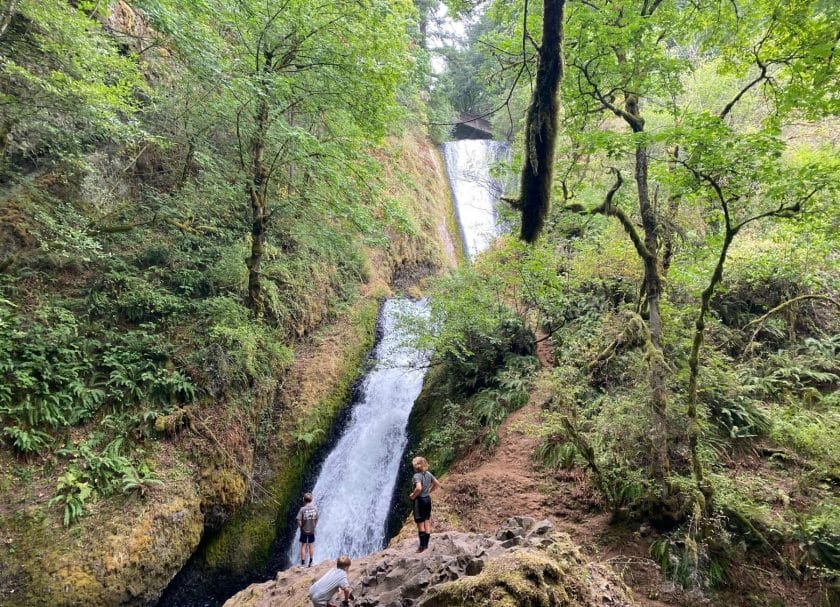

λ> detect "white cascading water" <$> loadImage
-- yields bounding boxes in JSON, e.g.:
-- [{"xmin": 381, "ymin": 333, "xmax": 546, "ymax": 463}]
[
  {"xmin": 441, "ymin": 139, "xmax": 509, "ymax": 259},
  {"xmin": 165, "ymin": 146, "xmax": 509, "ymax": 607},
  {"xmin": 287, "ymin": 298, "xmax": 431, "ymax": 564}
]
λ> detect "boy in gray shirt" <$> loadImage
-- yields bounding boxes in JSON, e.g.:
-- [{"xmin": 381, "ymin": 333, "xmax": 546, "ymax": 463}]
[
  {"xmin": 296, "ymin": 492, "xmax": 319, "ymax": 567},
  {"xmin": 409, "ymin": 456, "xmax": 441, "ymax": 552},
  {"xmin": 309, "ymin": 556, "xmax": 352, "ymax": 607}
]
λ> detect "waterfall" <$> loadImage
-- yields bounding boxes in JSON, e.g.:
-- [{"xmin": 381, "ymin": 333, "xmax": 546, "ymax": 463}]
[
  {"xmin": 287, "ymin": 298, "xmax": 430, "ymax": 564},
  {"xmin": 441, "ymin": 139, "xmax": 509, "ymax": 259},
  {"xmin": 287, "ymin": 141, "xmax": 509, "ymax": 566}
]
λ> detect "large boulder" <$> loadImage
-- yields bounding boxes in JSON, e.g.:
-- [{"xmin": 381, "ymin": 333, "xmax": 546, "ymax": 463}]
[
  {"xmin": 0, "ymin": 479, "xmax": 203, "ymax": 607},
  {"xmin": 223, "ymin": 518, "xmax": 634, "ymax": 607}
]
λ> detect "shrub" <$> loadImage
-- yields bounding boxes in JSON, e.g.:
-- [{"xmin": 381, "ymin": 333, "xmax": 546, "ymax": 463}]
[
  {"xmin": 195, "ymin": 296, "xmax": 292, "ymax": 391},
  {"xmin": 416, "ymin": 353, "xmax": 538, "ymax": 468},
  {"xmin": 651, "ymin": 509, "xmax": 735, "ymax": 591},
  {"xmin": 51, "ymin": 435, "xmax": 162, "ymax": 525},
  {"xmin": 796, "ymin": 502, "xmax": 840, "ymax": 573},
  {"xmin": 108, "ymin": 273, "xmax": 184, "ymax": 323}
]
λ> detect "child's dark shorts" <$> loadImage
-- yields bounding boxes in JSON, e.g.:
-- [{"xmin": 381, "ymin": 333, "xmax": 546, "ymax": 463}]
[
  {"xmin": 413, "ymin": 495, "xmax": 432, "ymax": 523},
  {"xmin": 299, "ymin": 531, "xmax": 315, "ymax": 544}
]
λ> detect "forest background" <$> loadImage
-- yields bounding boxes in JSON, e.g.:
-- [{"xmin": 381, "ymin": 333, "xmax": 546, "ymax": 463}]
[{"xmin": 417, "ymin": 0, "xmax": 839, "ymax": 604}]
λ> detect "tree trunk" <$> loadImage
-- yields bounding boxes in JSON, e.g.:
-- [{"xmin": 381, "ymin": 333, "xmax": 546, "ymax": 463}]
[
  {"xmin": 687, "ymin": 229, "xmax": 736, "ymax": 509},
  {"xmin": 518, "ymin": 0, "xmax": 566, "ymax": 243},
  {"xmin": 246, "ymin": 93, "xmax": 270, "ymax": 318},
  {"xmin": 0, "ymin": 120, "xmax": 12, "ymax": 174},
  {"xmin": 0, "ymin": 0, "xmax": 18, "ymax": 40},
  {"xmin": 625, "ymin": 93, "xmax": 671, "ymax": 492},
  {"xmin": 661, "ymin": 147, "xmax": 680, "ymax": 276},
  {"xmin": 636, "ymin": 144, "xmax": 671, "ymax": 490},
  {"xmin": 246, "ymin": 187, "xmax": 267, "ymax": 317}
]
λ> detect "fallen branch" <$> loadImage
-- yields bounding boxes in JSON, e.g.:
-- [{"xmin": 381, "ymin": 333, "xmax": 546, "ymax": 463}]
[
  {"xmin": 587, "ymin": 313, "xmax": 646, "ymax": 372},
  {"xmin": 743, "ymin": 294, "xmax": 839, "ymax": 355}
]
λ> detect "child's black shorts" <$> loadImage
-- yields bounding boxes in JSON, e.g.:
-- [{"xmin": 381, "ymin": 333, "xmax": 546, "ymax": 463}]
[
  {"xmin": 299, "ymin": 531, "xmax": 315, "ymax": 544},
  {"xmin": 413, "ymin": 495, "xmax": 432, "ymax": 523}
]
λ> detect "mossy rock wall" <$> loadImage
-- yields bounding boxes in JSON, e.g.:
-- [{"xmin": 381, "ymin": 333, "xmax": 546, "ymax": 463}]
[
  {"xmin": 0, "ymin": 477, "xmax": 202, "ymax": 607},
  {"xmin": 196, "ymin": 128, "xmax": 459, "ymax": 578},
  {"xmin": 0, "ymin": 121, "xmax": 458, "ymax": 607},
  {"xmin": 202, "ymin": 296, "xmax": 381, "ymax": 575}
]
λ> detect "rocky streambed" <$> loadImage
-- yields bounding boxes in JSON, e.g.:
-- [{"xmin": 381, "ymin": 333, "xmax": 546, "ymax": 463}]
[{"xmin": 223, "ymin": 517, "xmax": 635, "ymax": 607}]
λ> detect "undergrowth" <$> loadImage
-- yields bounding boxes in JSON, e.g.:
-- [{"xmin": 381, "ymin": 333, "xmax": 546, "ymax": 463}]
[
  {"xmin": 461, "ymin": 225, "xmax": 840, "ymax": 595},
  {"xmin": 412, "ymin": 263, "xmax": 539, "ymax": 470}
]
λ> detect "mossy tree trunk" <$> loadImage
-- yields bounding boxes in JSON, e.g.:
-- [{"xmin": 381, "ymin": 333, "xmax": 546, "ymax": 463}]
[
  {"xmin": 0, "ymin": 0, "xmax": 17, "ymax": 40},
  {"xmin": 570, "ymin": 1, "xmax": 673, "ymax": 498},
  {"xmin": 680, "ymin": 161, "xmax": 811, "ymax": 510},
  {"xmin": 0, "ymin": 119, "xmax": 12, "ymax": 174},
  {"xmin": 629, "ymin": 108, "xmax": 671, "ymax": 492},
  {"xmin": 517, "ymin": 0, "xmax": 566, "ymax": 243},
  {"xmin": 244, "ymin": 43, "xmax": 297, "ymax": 318}
]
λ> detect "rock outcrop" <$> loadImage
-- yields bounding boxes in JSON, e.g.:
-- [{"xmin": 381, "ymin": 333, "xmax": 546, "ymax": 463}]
[{"xmin": 224, "ymin": 517, "xmax": 634, "ymax": 607}]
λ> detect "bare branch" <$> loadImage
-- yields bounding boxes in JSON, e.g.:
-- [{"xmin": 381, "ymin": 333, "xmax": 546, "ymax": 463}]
[
  {"xmin": 571, "ymin": 57, "xmax": 643, "ymax": 129},
  {"xmin": 743, "ymin": 295, "xmax": 840, "ymax": 354},
  {"xmin": 732, "ymin": 187, "xmax": 817, "ymax": 232},
  {"xmin": 563, "ymin": 168, "xmax": 652, "ymax": 262},
  {"xmin": 719, "ymin": 65, "xmax": 768, "ymax": 120}
]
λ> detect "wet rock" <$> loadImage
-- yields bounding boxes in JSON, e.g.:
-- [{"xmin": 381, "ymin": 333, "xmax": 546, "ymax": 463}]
[
  {"xmin": 529, "ymin": 519, "xmax": 553, "ymax": 536},
  {"xmin": 223, "ymin": 519, "xmax": 635, "ymax": 607},
  {"xmin": 494, "ymin": 515, "xmax": 535, "ymax": 542},
  {"xmin": 465, "ymin": 558, "xmax": 484, "ymax": 576}
]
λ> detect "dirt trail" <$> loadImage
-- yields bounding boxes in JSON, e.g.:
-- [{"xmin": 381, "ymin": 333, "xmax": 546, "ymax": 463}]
[
  {"xmin": 433, "ymin": 373, "xmax": 608, "ymax": 545},
  {"xmin": 425, "ymin": 340, "xmax": 675, "ymax": 607},
  {"xmin": 404, "ymin": 333, "xmax": 824, "ymax": 607},
  {"xmin": 433, "ymin": 336, "xmax": 604, "ymax": 541}
]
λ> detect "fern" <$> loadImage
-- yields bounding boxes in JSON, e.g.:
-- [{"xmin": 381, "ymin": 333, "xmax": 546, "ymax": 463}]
[
  {"xmin": 49, "ymin": 470, "xmax": 93, "ymax": 526},
  {"xmin": 121, "ymin": 464, "xmax": 163, "ymax": 497},
  {"xmin": 293, "ymin": 428, "xmax": 325, "ymax": 448},
  {"xmin": 538, "ymin": 439, "xmax": 578, "ymax": 470},
  {"xmin": 795, "ymin": 504, "xmax": 840, "ymax": 572},
  {"xmin": 2, "ymin": 426, "xmax": 51, "ymax": 453}
]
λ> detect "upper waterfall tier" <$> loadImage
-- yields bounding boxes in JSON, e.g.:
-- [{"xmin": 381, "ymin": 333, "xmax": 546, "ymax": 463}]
[
  {"xmin": 287, "ymin": 298, "xmax": 430, "ymax": 564},
  {"xmin": 441, "ymin": 139, "xmax": 509, "ymax": 259}
]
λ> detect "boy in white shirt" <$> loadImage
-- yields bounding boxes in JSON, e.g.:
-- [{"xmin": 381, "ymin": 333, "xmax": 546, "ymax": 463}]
[{"xmin": 308, "ymin": 555, "xmax": 352, "ymax": 607}]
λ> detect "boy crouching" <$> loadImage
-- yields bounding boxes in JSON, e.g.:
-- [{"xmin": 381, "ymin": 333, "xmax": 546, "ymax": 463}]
[{"xmin": 308, "ymin": 555, "xmax": 353, "ymax": 607}]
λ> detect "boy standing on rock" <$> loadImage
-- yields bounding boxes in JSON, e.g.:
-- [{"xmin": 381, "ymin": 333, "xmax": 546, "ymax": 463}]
[
  {"xmin": 309, "ymin": 555, "xmax": 353, "ymax": 607},
  {"xmin": 296, "ymin": 492, "xmax": 319, "ymax": 567},
  {"xmin": 409, "ymin": 456, "xmax": 441, "ymax": 553}
]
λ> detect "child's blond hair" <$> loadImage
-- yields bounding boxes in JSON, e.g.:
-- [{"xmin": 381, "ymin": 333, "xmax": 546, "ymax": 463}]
[
  {"xmin": 337, "ymin": 555, "xmax": 351, "ymax": 570},
  {"xmin": 303, "ymin": 492, "xmax": 313, "ymax": 503},
  {"xmin": 412, "ymin": 456, "xmax": 429, "ymax": 472}
]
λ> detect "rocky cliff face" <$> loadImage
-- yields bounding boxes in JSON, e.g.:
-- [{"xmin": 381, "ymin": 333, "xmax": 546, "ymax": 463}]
[{"xmin": 223, "ymin": 518, "xmax": 635, "ymax": 607}]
